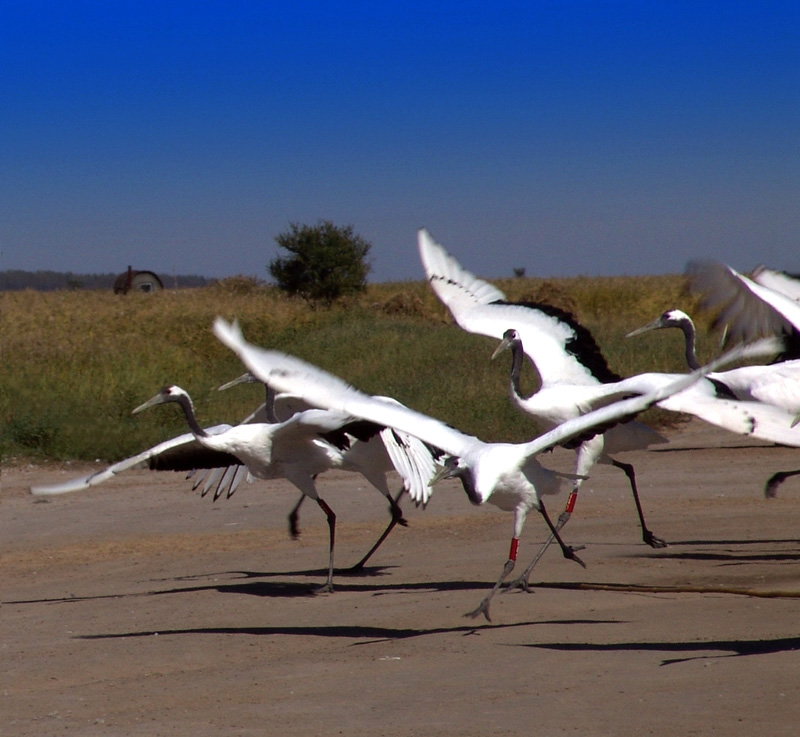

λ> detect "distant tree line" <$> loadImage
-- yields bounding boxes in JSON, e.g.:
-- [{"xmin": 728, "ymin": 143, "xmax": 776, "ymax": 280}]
[{"xmin": 0, "ymin": 270, "xmax": 215, "ymax": 291}]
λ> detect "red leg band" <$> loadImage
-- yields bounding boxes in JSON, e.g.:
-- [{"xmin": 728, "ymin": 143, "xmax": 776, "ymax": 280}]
[
  {"xmin": 509, "ymin": 537, "xmax": 520, "ymax": 561},
  {"xmin": 566, "ymin": 491, "xmax": 578, "ymax": 514}
]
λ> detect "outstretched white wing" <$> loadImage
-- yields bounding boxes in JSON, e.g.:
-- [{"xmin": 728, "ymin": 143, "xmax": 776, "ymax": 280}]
[
  {"xmin": 30, "ymin": 425, "xmax": 236, "ymax": 496},
  {"xmin": 214, "ymin": 319, "xmax": 484, "ymax": 463},
  {"xmin": 373, "ymin": 398, "xmax": 441, "ymax": 506},
  {"xmin": 418, "ymin": 228, "xmax": 615, "ymax": 387}
]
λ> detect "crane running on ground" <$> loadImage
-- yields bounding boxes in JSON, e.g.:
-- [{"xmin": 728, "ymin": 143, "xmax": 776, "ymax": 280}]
[
  {"xmin": 212, "ymin": 316, "xmax": 776, "ymax": 622},
  {"xmin": 217, "ymin": 372, "xmax": 441, "ymax": 570},
  {"xmin": 31, "ymin": 382, "xmax": 439, "ymax": 574},
  {"xmin": 417, "ymin": 230, "xmax": 800, "ymax": 586}
]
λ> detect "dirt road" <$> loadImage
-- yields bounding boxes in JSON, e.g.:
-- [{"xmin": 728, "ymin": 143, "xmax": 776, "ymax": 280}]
[{"xmin": 3, "ymin": 421, "xmax": 800, "ymax": 736}]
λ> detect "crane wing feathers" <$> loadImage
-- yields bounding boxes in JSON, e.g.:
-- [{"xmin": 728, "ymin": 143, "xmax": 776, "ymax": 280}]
[
  {"xmin": 746, "ymin": 361, "xmax": 800, "ymax": 413},
  {"xmin": 418, "ymin": 227, "xmax": 507, "ymax": 310},
  {"xmin": 659, "ymin": 393, "xmax": 800, "ymax": 446},
  {"xmin": 519, "ymin": 374, "xmax": 697, "ymax": 456},
  {"xmin": 753, "ymin": 266, "xmax": 800, "ymax": 303},
  {"xmin": 213, "ymin": 318, "xmax": 480, "ymax": 461},
  {"xmin": 30, "ymin": 424, "xmax": 237, "ymax": 495},
  {"xmin": 273, "ymin": 393, "xmax": 318, "ymax": 420},
  {"xmin": 418, "ymin": 229, "xmax": 617, "ymax": 386},
  {"xmin": 687, "ymin": 260, "xmax": 800, "ymax": 341},
  {"xmin": 379, "ymin": 425, "xmax": 440, "ymax": 506},
  {"xmin": 263, "ymin": 408, "xmax": 364, "ymax": 457}
]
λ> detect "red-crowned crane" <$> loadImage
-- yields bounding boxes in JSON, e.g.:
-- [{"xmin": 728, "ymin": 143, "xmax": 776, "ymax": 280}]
[
  {"xmin": 417, "ymin": 230, "xmax": 800, "ymax": 590},
  {"xmin": 212, "ymin": 316, "xmax": 773, "ymax": 621}
]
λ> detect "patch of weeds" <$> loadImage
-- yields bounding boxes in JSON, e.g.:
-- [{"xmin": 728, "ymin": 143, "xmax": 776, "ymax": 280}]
[{"xmin": 6, "ymin": 414, "xmax": 59, "ymax": 452}]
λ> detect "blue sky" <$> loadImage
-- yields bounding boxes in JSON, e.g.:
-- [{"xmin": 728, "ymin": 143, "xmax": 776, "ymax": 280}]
[{"xmin": 2, "ymin": 1, "xmax": 798, "ymax": 283}]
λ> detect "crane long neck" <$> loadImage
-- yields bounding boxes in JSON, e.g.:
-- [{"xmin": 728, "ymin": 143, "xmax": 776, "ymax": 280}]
[
  {"xmin": 508, "ymin": 341, "xmax": 529, "ymax": 400},
  {"xmin": 679, "ymin": 321, "xmax": 701, "ymax": 370},
  {"xmin": 264, "ymin": 385, "xmax": 279, "ymax": 423},
  {"xmin": 174, "ymin": 394, "xmax": 210, "ymax": 439}
]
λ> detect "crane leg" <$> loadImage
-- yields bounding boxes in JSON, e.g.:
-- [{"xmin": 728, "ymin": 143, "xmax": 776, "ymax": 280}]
[
  {"xmin": 765, "ymin": 468, "xmax": 800, "ymax": 498},
  {"xmin": 288, "ymin": 494, "xmax": 306, "ymax": 539},
  {"xmin": 343, "ymin": 490, "xmax": 407, "ymax": 573},
  {"xmin": 471, "ymin": 500, "xmax": 587, "ymax": 620},
  {"xmin": 538, "ymin": 499, "xmax": 586, "ymax": 568},
  {"xmin": 465, "ymin": 537, "xmax": 520, "ymax": 622},
  {"xmin": 503, "ymin": 488, "xmax": 582, "ymax": 593},
  {"xmin": 611, "ymin": 459, "xmax": 667, "ymax": 548},
  {"xmin": 314, "ymin": 498, "xmax": 336, "ymax": 594}
]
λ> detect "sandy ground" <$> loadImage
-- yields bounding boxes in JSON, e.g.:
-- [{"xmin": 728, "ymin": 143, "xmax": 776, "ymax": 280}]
[{"xmin": 3, "ymin": 420, "xmax": 800, "ymax": 737}]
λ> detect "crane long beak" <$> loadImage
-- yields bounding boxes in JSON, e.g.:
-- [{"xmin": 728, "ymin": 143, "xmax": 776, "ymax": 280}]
[
  {"xmin": 625, "ymin": 319, "xmax": 662, "ymax": 338},
  {"xmin": 217, "ymin": 372, "xmax": 256, "ymax": 392},
  {"xmin": 132, "ymin": 394, "xmax": 167, "ymax": 415},
  {"xmin": 491, "ymin": 336, "xmax": 514, "ymax": 360},
  {"xmin": 792, "ymin": 412, "xmax": 800, "ymax": 429},
  {"xmin": 428, "ymin": 462, "xmax": 456, "ymax": 486}
]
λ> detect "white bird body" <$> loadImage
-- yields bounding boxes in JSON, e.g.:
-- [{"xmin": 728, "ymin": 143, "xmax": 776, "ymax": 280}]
[
  {"xmin": 127, "ymin": 385, "xmax": 407, "ymax": 592},
  {"xmin": 33, "ymin": 383, "xmax": 438, "ymax": 573},
  {"xmin": 212, "ymin": 316, "xmax": 772, "ymax": 620},
  {"xmin": 228, "ymin": 380, "xmax": 442, "ymax": 566},
  {"xmin": 267, "ymin": 389, "xmax": 440, "ymax": 507},
  {"xmin": 198, "ymin": 416, "xmax": 345, "ymax": 489}
]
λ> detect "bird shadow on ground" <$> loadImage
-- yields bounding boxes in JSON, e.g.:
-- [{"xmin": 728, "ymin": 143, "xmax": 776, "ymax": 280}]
[
  {"xmin": 649, "ymin": 444, "xmax": 783, "ymax": 453},
  {"xmin": 641, "ymin": 550, "xmax": 800, "ymax": 564},
  {"xmin": 522, "ymin": 635, "xmax": 800, "ymax": 666},
  {"xmin": 628, "ymin": 538, "xmax": 800, "ymax": 564},
  {"xmin": 4, "ymin": 568, "xmax": 502, "ymax": 606},
  {"xmin": 76, "ymin": 617, "xmax": 620, "ymax": 644},
  {"xmin": 665, "ymin": 538, "xmax": 800, "ymax": 546}
]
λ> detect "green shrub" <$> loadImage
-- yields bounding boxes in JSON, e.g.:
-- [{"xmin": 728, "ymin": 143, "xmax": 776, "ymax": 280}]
[{"xmin": 269, "ymin": 221, "xmax": 371, "ymax": 304}]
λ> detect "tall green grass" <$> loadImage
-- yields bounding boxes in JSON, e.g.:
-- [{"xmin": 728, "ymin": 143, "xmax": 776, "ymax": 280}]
[{"xmin": 1, "ymin": 274, "xmax": 720, "ymax": 464}]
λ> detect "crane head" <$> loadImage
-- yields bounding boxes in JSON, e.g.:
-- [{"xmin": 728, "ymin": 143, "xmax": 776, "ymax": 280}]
[
  {"xmin": 132, "ymin": 385, "xmax": 190, "ymax": 414},
  {"xmin": 491, "ymin": 328, "xmax": 522, "ymax": 360},
  {"xmin": 626, "ymin": 310, "xmax": 693, "ymax": 338}
]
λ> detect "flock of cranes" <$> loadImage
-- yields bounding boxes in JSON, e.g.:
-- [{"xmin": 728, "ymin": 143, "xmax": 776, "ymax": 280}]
[{"xmin": 31, "ymin": 230, "xmax": 800, "ymax": 622}]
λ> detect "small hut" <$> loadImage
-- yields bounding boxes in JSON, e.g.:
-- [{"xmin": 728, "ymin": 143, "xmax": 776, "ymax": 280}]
[{"xmin": 113, "ymin": 266, "xmax": 164, "ymax": 295}]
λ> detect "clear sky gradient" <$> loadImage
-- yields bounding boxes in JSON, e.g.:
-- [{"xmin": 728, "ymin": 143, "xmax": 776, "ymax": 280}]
[{"xmin": 2, "ymin": 1, "xmax": 798, "ymax": 283}]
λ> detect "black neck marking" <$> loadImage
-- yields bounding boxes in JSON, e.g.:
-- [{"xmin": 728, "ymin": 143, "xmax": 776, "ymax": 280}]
[
  {"xmin": 492, "ymin": 300, "xmax": 623, "ymax": 383},
  {"xmin": 678, "ymin": 321, "xmax": 701, "ymax": 370},
  {"xmin": 174, "ymin": 393, "xmax": 210, "ymax": 439}
]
